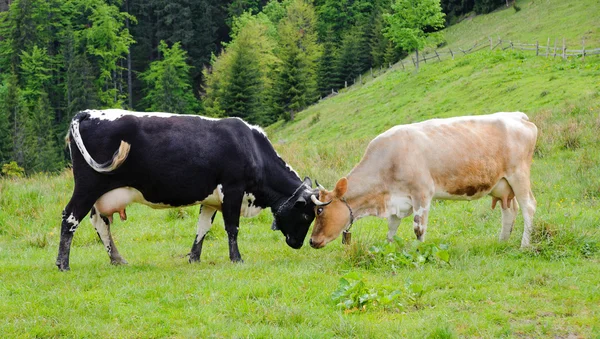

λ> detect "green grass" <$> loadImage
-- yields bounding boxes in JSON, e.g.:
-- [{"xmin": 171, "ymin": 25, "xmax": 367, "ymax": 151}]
[
  {"xmin": 444, "ymin": 0, "xmax": 600, "ymax": 48},
  {"xmin": 2, "ymin": 0, "xmax": 600, "ymax": 337}
]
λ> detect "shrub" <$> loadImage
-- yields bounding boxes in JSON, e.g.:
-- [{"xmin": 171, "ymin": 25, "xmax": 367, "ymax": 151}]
[{"xmin": 1, "ymin": 161, "xmax": 25, "ymax": 178}]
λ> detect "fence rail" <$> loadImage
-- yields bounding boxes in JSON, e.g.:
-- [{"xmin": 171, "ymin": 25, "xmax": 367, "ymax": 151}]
[{"xmin": 322, "ymin": 36, "xmax": 599, "ymax": 99}]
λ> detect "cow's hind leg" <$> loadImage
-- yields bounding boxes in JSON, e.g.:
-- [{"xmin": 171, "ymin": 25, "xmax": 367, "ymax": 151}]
[
  {"xmin": 507, "ymin": 175, "xmax": 536, "ymax": 248},
  {"xmin": 56, "ymin": 195, "xmax": 97, "ymax": 271},
  {"xmin": 387, "ymin": 215, "xmax": 402, "ymax": 242},
  {"xmin": 189, "ymin": 205, "xmax": 217, "ymax": 263},
  {"xmin": 499, "ymin": 199, "xmax": 519, "ymax": 241},
  {"xmin": 90, "ymin": 207, "xmax": 128, "ymax": 265},
  {"xmin": 411, "ymin": 195, "xmax": 432, "ymax": 242}
]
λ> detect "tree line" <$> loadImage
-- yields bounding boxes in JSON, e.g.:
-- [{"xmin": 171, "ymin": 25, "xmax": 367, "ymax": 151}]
[{"xmin": 0, "ymin": 0, "xmax": 507, "ymax": 174}]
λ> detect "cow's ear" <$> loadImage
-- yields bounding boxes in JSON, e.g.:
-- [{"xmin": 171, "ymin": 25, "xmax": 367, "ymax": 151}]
[
  {"xmin": 334, "ymin": 177, "xmax": 348, "ymax": 197},
  {"xmin": 303, "ymin": 177, "xmax": 312, "ymax": 188},
  {"xmin": 271, "ymin": 219, "xmax": 279, "ymax": 231}
]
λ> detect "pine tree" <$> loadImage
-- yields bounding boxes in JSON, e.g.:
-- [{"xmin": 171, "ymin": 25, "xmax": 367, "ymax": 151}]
[
  {"xmin": 317, "ymin": 36, "xmax": 338, "ymax": 96},
  {"xmin": 62, "ymin": 28, "xmax": 99, "ymax": 121},
  {"xmin": 273, "ymin": 0, "xmax": 321, "ymax": 121},
  {"xmin": 203, "ymin": 12, "xmax": 278, "ymax": 125},
  {"xmin": 141, "ymin": 41, "xmax": 200, "ymax": 114},
  {"xmin": 219, "ymin": 37, "xmax": 262, "ymax": 122},
  {"xmin": 336, "ymin": 30, "xmax": 362, "ymax": 86},
  {"xmin": 0, "ymin": 79, "xmax": 14, "ymax": 165},
  {"xmin": 82, "ymin": 1, "xmax": 135, "ymax": 106},
  {"xmin": 23, "ymin": 92, "xmax": 63, "ymax": 172}
]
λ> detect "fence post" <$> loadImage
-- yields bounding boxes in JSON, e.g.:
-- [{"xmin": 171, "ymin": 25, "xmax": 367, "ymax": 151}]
[
  {"xmin": 359, "ymin": 74, "xmax": 362, "ymax": 84},
  {"xmin": 399, "ymin": 60, "xmax": 404, "ymax": 70},
  {"xmin": 546, "ymin": 37, "xmax": 550, "ymax": 57},
  {"xmin": 449, "ymin": 48, "xmax": 454, "ymax": 59},
  {"xmin": 536, "ymin": 41, "xmax": 539, "ymax": 56},
  {"xmin": 582, "ymin": 38, "xmax": 586, "ymax": 61},
  {"xmin": 411, "ymin": 56, "xmax": 416, "ymax": 66},
  {"xmin": 489, "ymin": 37, "xmax": 493, "ymax": 50},
  {"xmin": 553, "ymin": 38, "xmax": 557, "ymax": 58},
  {"xmin": 331, "ymin": 88, "xmax": 334, "ymax": 95},
  {"xmin": 510, "ymin": 41, "xmax": 513, "ymax": 50},
  {"xmin": 370, "ymin": 67, "xmax": 373, "ymax": 78},
  {"xmin": 435, "ymin": 50, "xmax": 441, "ymax": 62},
  {"xmin": 345, "ymin": 80, "xmax": 347, "ymax": 88},
  {"xmin": 562, "ymin": 38, "xmax": 566, "ymax": 59}
]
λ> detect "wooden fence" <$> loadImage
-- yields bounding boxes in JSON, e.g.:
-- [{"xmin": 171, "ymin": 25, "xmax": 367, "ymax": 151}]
[
  {"xmin": 411, "ymin": 37, "xmax": 599, "ymax": 69},
  {"xmin": 321, "ymin": 36, "xmax": 600, "ymax": 98}
]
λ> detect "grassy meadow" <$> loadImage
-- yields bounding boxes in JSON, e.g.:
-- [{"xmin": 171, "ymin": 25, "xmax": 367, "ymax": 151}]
[{"xmin": 2, "ymin": 0, "xmax": 600, "ymax": 337}]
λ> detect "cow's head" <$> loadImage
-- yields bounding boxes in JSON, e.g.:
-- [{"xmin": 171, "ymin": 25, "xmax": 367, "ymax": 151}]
[
  {"xmin": 272, "ymin": 177, "xmax": 318, "ymax": 249},
  {"xmin": 309, "ymin": 177, "xmax": 351, "ymax": 249}
]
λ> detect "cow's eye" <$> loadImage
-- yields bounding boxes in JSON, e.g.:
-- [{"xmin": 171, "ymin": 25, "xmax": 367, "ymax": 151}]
[{"xmin": 317, "ymin": 207, "xmax": 323, "ymax": 215}]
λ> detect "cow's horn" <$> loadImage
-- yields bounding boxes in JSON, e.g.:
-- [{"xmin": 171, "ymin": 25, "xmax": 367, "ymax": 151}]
[
  {"xmin": 315, "ymin": 180, "xmax": 326, "ymax": 190},
  {"xmin": 311, "ymin": 195, "xmax": 332, "ymax": 206}
]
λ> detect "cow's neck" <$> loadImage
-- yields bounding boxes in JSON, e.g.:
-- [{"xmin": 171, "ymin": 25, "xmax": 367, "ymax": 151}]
[
  {"xmin": 259, "ymin": 160, "xmax": 303, "ymax": 210},
  {"xmin": 344, "ymin": 172, "xmax": 389, "ymax": 220}
]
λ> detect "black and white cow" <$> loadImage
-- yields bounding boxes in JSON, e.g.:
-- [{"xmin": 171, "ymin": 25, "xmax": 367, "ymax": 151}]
[{"xmin": 56, "ymin": 109, "xmax": 317, "ymax": 271}]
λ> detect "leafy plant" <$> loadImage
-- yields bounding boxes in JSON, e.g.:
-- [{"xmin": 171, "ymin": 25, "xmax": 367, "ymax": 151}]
[
  {"xmin": 365, "ymin": 236, "xmax": 451, "ymax": 271},
  {"xmin": 331, "ymin": 272, "xmax": 403, "ymax": 312}
]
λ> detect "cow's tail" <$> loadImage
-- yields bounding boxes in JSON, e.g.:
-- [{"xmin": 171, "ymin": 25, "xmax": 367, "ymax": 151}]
[{"xmin": 70, "ymin": 114, "xmax": 131, "ymax": 173}]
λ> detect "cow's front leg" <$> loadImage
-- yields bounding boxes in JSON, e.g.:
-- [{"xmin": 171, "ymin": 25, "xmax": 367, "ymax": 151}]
[
  {"xmin": 411, "ymin": 197, "xmax": 431, "ymax": 242},
  {"xmin": 90, "ymin": 207, "xmax": 128, "ymax": 265},
  {"xmin": 189, "ymin": 205, "xmax": 217, "ymax": 263},
  {"xmin": 221, "ymin": 188, "xmax": 244, "ymax": 263}
]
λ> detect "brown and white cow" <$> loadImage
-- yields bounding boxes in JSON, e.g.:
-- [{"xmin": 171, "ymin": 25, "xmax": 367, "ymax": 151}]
[{"xmin": 309, "ymin": 112, "xmax": 537, "ymax": 249}]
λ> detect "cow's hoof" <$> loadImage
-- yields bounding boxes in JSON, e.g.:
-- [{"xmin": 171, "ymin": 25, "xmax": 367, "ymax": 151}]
[
  {"xmin": 230, "ymin": 258, "xmax": 244, "ymax": 264},
  {"xmin": 110, "ymin": 258, "xmax": 128, "ymax": 265},
  {"xmin": 57, "ymin": 264, "xmax": 70, "ymax": 271},
  {"xmin": 188, "ymin": 256, "xmax": 200, "ymax": 264},
  {"xmin": 56, "ymin": 259, "xmax": 70, "ymax": 271}
]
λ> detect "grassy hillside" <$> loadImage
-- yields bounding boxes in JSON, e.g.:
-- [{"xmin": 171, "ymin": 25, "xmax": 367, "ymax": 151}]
[
  {"xmin": 444, "ymin": 0, "xmax": 600, "ymax": 48},
  {"xmin": 2, "ymin": 0, "xmax": 600, "ymax": 337}
]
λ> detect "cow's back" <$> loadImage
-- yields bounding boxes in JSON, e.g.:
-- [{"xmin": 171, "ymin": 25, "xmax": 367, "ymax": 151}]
[
  {"xmin": 71, "ymin": 110, "xmax": 264, "ymax": 206},
  {"xmin": 356, "ymin": 112, "xmax": 537, "ymax": 198}
]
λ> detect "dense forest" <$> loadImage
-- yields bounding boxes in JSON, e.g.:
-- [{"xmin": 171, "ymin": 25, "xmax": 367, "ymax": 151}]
[{"xmin": 0, "ymin": 0, "xmax": 507, "ymax": 174}]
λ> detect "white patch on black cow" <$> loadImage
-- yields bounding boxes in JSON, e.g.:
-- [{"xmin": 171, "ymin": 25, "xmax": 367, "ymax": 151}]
[
  {"xmin": 85, "ymin": 109, "xmax": 221, "ymax": 122},
  {"xmin": 195, "ymin": 206, "xmax": 217, "ymax": 244},
  {"xmin": 66, "ymin": 213, "xmax": 79, "ymax": 232}
]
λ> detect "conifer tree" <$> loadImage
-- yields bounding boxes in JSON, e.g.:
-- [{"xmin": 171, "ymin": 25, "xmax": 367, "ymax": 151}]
[
  {"xmin": 273, "ymin": 0, "xmax": 321, "ymax": 121},
  {"xmin": 82, "ymin": 1, "xmax": 135, "ymax": 106},
  {"xmin": 317, "ymin": 36, "xmax": 338, "ymax": 96},
  {"xmin": 0, "ymin": 81, "xmax": 13, "ymax": 165},
  {"xmin": 336, "ymin": 30, "xmax": 362, "ymax": 86},
  {"xmin": 141, "ymin": 41, "xmax": 200, "ymax": 114},
  {"xmin": 23, "ymin": 92, "xmax": 63, "ymax": 172},
  {"xmin": 203, "ymin": 12, "xmax": 278, "ymax": 125}
]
